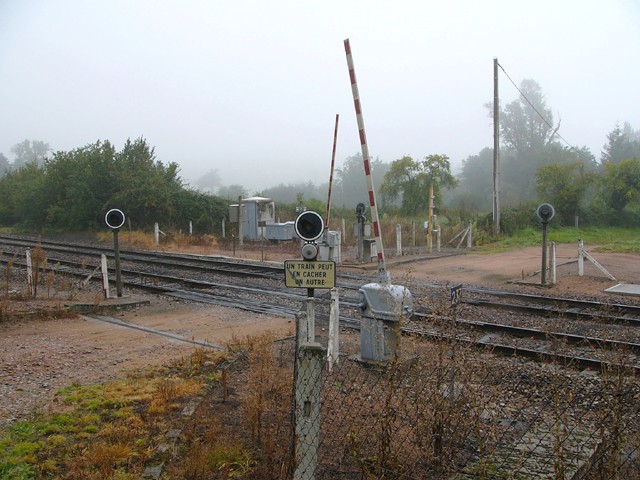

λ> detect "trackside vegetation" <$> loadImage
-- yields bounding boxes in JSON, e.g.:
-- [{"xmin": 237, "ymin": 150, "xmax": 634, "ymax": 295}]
[{"xmin": 0, "ymin": 138, "xmax": 228, "ymax": 233}]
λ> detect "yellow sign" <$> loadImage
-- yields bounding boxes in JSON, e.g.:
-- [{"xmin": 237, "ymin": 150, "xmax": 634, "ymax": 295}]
[{"xmin": 284, "ymin": 260, "xmax": 336, "ymax": 289}]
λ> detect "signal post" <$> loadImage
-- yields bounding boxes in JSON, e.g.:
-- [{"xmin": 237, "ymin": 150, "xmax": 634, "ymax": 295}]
[{"xmin": 285, "ymin": 211, "xmax": 335, "ymax": 480}]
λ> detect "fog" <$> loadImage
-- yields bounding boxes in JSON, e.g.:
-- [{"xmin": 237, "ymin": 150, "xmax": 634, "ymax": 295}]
[{"xmin": 1, "ymin": 1, "xmax": 639, "ymax": 192}]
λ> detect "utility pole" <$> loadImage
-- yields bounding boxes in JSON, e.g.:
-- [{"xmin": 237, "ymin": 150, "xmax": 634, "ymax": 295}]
[
  {"xmin": 427, "ymin": 183, "xmax": 434, "ymax": 253},
  {"xmin": 493, "ymin": 57, "xmax": 501, "ymax": 236}
]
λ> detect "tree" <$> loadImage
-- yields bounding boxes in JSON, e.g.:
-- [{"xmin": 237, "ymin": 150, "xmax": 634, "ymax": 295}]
[
  {"xmin": 601, "ymin": 123, "xmax": 640, "ymax": 164},
  {"xmin": 261, "ymin": 182, "xmax": 327, "ymax": 205},
  {"xmin": 536, "ymin": 161, "xmax": 595, "ymax": 224},
  {"xmin": 598, "ymin": 157, "xmax": 640, "ymax": 214},
  {"xmin": 499, "ymin": 79, "xmax": 559, "ymax": 156},
  {"xmin": 217, "ymin": 184, "xmax": 248, "ymax": 200},
  {"xmin": 109, "ymin": 137, "xmax": 184, "ymax": 227},
  {"xmin": 0, "ymin": 153, "xmax": 9, "ymax": 176},
  {"xmin": 10, "ymin": 139, "xmax": 51, "ymax": 169},
  {"xmin": 334, "ymin": 153, "xmax": 389, "ymax": 209},
  {"xmin": 448, "ymin": 147, "xmax": 494, "ymax": 212},
  {"xmin": 40, "ymin": 140, "xmax": 117, "ymax": 229},
  {"xmin": 0, "ymin": 163, "xmax": 47, "ymax": 227},
  {"xmin": 194, "ymin": 169, "xmax": 222, "ymax": 193},
  {"xmin": 381, "ymin": 154, "xmax": 457, "ymax": 215}
]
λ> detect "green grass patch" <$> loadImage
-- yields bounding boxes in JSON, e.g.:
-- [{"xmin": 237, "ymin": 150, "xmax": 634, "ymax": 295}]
[
  {"xmin": 0, "ymin": 348, "xmax": 230, "ymax": 478},
  {"xmin": 477, "ymin": 226, "xmax": 640, "ymax": 253},
  {"xmin": 0, "ymin": 350, "xmax": 230, "ymax": 480}
]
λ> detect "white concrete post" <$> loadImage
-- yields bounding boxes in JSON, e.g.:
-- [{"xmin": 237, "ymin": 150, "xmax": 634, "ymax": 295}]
[
  {"xmin": 467, "ymin": 221, "xmax": 473, "ymax": 249},
  {"xmin": 222, "ymin": 218, "xmax": 226, "ymax": 238},
  {"xmin": 341, "ymin": 218, "xmax": 346, "ymax": 244},
  {"xmin": 396, "ymin": 223, "xmax": 402, "ymax": 256},
  {"xmin": 327, "ymin": 288, "xmax": 340, "ymax": 372},
  {"xmin": 294, "ymin": 342, "xmax": 324, "ymax": 480},
  {"xmin": 437, "ymin": 227, "xmax": 441, "ymax": 252},
  {"xmin": 154, "ymin": 223, "xmax": 160, "ymax": 245},
  {"xmin": 549, "ymin": 242, "xmax": 556, "ymax": 285},
  {"xmin": 578, "ymin": 239, "xmax": 584, "ymax": 276},
  {"xmin": 101, "ymin": 254, "xmax": 110, "ymax": 299},
  {"xmin": 189, "ymin": 220, "xmax": 193, "ymax": 236},
  {"xmin": 305, "ymin": 297, "xmax": 316, "ymax": 343},
  {"xmin": 26, "ymin": 248, "xmax": 34, "ymax": 297}
]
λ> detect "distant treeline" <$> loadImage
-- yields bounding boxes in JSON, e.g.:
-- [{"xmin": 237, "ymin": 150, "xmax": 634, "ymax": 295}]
[{"xmin": 0, "ymin": 138, "xmax": 228, "ymax": 233}]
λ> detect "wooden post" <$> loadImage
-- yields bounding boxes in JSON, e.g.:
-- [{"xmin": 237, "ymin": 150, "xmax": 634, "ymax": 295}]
[
  {"xmin": 493, "ymin": 57, "xmax": 501, "ymax": 236},
  {"xmin": 412, "ymin": 220, "xmax": 416, "ymax": 247},
  {"xmin": 427, "ymin": 183, "xmax": 434, "ymax": 253}
]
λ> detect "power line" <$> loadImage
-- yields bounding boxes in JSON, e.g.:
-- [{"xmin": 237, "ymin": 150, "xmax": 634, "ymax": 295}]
[{"xmin": 497, "ymin": 62, "xmax": 577, "ymax": 151}]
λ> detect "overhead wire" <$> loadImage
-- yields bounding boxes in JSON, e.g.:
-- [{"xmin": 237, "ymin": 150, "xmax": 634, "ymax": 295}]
[{"xmin": 497, "ymin": 61, "xmax": 577, "ymax": 151}]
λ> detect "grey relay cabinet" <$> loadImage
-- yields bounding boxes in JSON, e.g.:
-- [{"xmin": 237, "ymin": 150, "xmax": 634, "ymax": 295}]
[{"xmin": 358, "ymin": 283, "xmax": 413, "ymax": 365}]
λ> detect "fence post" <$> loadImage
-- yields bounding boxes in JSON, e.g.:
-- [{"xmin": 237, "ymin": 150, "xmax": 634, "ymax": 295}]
[
  {"xmin": 26, "ymin": 248, "xmax": 34, "ymax": 297},
  {"xmin": 412, "ymin": 220, "xmax": 416, "ymax": 247},
  {"xmin": 327, "ymin": 288, "xmax": 339, "ymax": 372},
  {"xmin": 396, "ymin": 223, "xmax": 402, "ymax": 256},
  {"xmin": 222, "ymin": 218, "xmax": 226, "ymax": 239},
  {"xmin": 550, "ymin": 242, "xmax": 556, "ymax": 285},
  {"xmin": 578, "ymin": 239, "xmax": 584, "ymax": 276},
  {"xmin": 101, "ymin": 254, "xmax": 110, "ymax": 299},
  {"xmin": 294, "ymin": 342, "xmax": 324, "ymax": 480},
  {"xmin": 467, "ymin": 221, "xmax": 472, "ymax": 249}
]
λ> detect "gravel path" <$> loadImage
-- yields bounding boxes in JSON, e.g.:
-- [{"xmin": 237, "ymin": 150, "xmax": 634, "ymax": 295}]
[{"xmin": 2, "ymin": 244, "xmax": 639, "ymax": 429}]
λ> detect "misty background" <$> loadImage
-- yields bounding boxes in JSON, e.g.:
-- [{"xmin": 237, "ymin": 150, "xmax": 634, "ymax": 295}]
[{"xmin": 1, "ymin": 1, "xmax": 639, "ymax": 205}]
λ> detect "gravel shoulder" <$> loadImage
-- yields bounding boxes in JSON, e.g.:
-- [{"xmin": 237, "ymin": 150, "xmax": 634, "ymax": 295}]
[{"xmin": 2, "ymin": 244, "xmax": 639, "ymax": 428}]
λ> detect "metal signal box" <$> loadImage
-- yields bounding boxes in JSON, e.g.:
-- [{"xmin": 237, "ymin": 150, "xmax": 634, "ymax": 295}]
[{"xmin": 358, "ymin": 283, "xmax": 413, "ymax": 365}]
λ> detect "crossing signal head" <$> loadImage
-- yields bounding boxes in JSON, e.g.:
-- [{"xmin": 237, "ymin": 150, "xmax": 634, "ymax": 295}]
[
  {"xmin": 105, "ymin": 209, "xmax": 126, "ymax": 230},
  {"xmin": 294, "ymin": 210, "xmax": 324, "ymax": 242}
]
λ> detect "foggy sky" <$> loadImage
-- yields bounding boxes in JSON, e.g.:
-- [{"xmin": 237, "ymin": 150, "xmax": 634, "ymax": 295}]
[{"xmin": 1, "ymin": 0, "xmax": 639, "ymax": 192}]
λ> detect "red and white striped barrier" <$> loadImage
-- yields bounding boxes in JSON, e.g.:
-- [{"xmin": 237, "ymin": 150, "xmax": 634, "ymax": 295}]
[{"xmin": 344, "ymin": 38, "xmax": 390, "ymax": 283}]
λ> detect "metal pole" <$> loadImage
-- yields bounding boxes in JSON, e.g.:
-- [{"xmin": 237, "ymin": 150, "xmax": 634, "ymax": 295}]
[
  {"xmin": 113, "ymin": 229, "xmax": 123, "ymax": 297},
  {"xmin": 493, "ymin": 57, "xmax": 501, "ymax": 236},
  {"xmin": 325, "ymin": 114, "xmax": 339, "ymax": 229},
  {"xmin": 541, "ymin": 221, "xmax": 548, "ymax": 285},
  {"xmin": 344, "ymin": 38, "xmax": 389, "ymax": 284},
  {"xmin": 237, "ymin": 196, "xmax": 243, "ymax": 247}
]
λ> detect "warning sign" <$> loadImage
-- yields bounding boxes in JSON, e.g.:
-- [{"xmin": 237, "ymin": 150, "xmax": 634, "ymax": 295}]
[{"xmin": 284, "ymin": 260, "xmax": 336, "ymax": 289}]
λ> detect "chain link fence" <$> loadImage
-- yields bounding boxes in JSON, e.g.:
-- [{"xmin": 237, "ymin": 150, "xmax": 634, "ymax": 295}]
[{"xmin": 305, "ymin": 335, "xmax": 640, "ymax": 479}]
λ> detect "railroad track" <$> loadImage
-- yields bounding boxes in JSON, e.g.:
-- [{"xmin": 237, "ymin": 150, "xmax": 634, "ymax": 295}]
[{"xmin": 2, "ymin": 235, "xmax": 639, "ymax": 372}]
